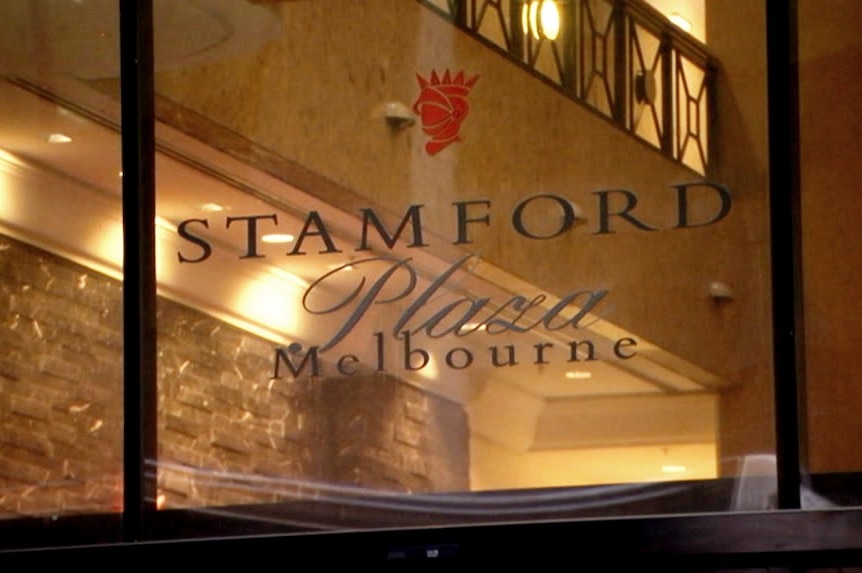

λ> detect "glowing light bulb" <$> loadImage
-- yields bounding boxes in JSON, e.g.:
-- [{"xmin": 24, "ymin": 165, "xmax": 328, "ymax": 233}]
[
  {"xmin": 668, "ymin": 13, "xmax": 692, "ymax": 33},
  {"xmin": 522, "ymin": 1, "xmax": 560, "ymax": 40},
  {"xmin": 540, "ymin": 1, "xmax": 560, "ymax": 40}
]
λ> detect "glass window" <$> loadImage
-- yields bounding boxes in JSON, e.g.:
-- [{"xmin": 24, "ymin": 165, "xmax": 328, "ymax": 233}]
[
  {"xmin": 799, "ymin": 0, "xmax": 862, "ymax": 508},
  {"xmin": 0, "ymin": 0, "xmax": 123, "ymax": 534},
  {"xmin": 4, "ymin": 0, "xmax": 862, "ymax": 560},
  {"xmin": 147, "ymin": 0, "xmax": 776, "ymax": 535}
]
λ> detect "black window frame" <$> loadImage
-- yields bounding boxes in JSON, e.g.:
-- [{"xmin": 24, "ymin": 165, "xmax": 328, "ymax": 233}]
[{"xmin": 5, "ymin": 0, "xmax": 862, "ymax": 567}]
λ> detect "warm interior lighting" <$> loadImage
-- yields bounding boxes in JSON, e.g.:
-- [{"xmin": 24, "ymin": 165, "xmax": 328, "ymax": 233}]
[
  {"xmin": 415, "ymin": 354, "xmax": 440, "ymax": 381},
  {"xmin": 472, "ymin": 442, "xmax": 715, "ymax": 489},
  {"xmin": 269, "ymin": 267, "xmax": 309, "ymax": 290},
  {"xmin": 91, "ymin": 220, "xmax": 124, "ymax": 266},
  {"xmin": 235, "ymin": 277, "xmax": 302, "ymax": 337},
  {"xmin": 668, "ymin": 13, "xmax": 692, "ymax": 33},
  {"xmin": 261, "ymin": 233, "xmax": 295, "ymax": 244},
  {"xmin": 155, "ymin": 215, "xmax": 176, "ymax": 232},
  {"xmin": 521, "ymin": 1, "xmax": 536, "ymax": 39},
  {"xmin": 199, "ymin": 202, "xmax": 225, "ymax": 212},
  {"xmin": 661, "ymin": 464, "xmax": 688, "ymax": 474},
  {"xmin": 0, "ymin": 159, "xmax": 15, "ymax": 223},
  {"xmin": 521, "ymin": 0, "xmax": 560, "ymax": 41},
  {"xmin": 528, "ymin": 1, "xmax": 540, "ymax": 39},
  {"xmin": 48, "ymin": 133, "xmax": 73, "ymax": 144},
  {"xmin": 540, "ymin": 0, "xmax": 560, "ymax": 40}
]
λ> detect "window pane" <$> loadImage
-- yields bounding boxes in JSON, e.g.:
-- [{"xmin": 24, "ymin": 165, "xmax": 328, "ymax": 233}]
[
  {"xmin": 798, "ymin": 0, "xmax": 862, "ymax": 507},
  {"xmin": 151, "ymin": 0, "xmax": 775, "ymax": 536},
  {"xmin": 0, "ymin": 0, "xmax": 122, "ymax": 544}
]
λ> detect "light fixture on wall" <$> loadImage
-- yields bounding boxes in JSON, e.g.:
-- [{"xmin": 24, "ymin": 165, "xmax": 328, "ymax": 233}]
[
  {"xmin": 382, "ymin": 101, "xmax": 416, "ymax": 130},
  {"xmin": 521, "ymin": 0, "xmax": 561, "ymax": 41},
  {"xmin": 708, "ymin": 280, "xmax": 734, "ymax": 301},
  {"xmin": 668, "ymin": 12, "xmax": 692, "ymax": 34}
]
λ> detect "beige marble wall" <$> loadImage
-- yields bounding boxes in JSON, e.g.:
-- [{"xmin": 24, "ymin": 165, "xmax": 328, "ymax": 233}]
[
  {"xmin": 798, "ymin": 0, "xmax": 862, "ymax": 474},
  {"xmin": 706, "ymin": 0, "xmax": 774, "ymax": 471}
]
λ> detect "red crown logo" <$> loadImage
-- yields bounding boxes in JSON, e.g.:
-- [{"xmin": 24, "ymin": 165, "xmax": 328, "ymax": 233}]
[{"xmin": 412, "ymin": 70, "xmax": 479, "ymax": 155}]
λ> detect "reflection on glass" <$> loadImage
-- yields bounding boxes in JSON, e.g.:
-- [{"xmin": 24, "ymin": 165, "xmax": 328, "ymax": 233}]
[
  {"xmin": 0, "ymin": 0, "xmax": 778, "ymax": 530},
  {"xmin": 20, "ymin": 0, "xmax": 774, "ymax": 527},
  {"xmin": 141, "ymin": 0, "xmax": 777, "ymax": 532},
  {"xmin": 798, "ymin": 0, "xmax": 862, "ymax": 508},
  {"xmin": 0, "ymin": 1, "xmax": 122, "ymax": 523},
  {"xmin": 0, "ymin": 0, "xmax": 858, "ymax": 551}
]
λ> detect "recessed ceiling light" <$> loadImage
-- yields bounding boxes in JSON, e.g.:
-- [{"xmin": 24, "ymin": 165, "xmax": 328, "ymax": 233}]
[
  {"xmin": 565, "ymin": 371, "xmax": 592, "ymax": 380},
  {"xmin": 261, "ymin": 233, "xmax": 295, "ymax": 244},
  {"xmin": 661, "ymin": 464, "xmax": 687, "ymax": 474},
  {"xmin": 48, "ymin": 133, "xmax": 73, "ymax": 144},
  {"xmin": 199, "ymin": 202, "xmax": 225, "ymax": 212}
]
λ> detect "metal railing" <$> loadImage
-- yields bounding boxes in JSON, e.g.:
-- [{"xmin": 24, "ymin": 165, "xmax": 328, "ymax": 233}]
[{"xmin": 420, "ymin": 0, "xmax": 712, "ymax": 174}]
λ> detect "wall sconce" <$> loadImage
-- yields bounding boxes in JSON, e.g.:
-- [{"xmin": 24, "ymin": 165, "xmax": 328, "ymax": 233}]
[
  {"xmin": 668, "ymin": 13, "xmax": 693, "ymax": 34},
  {"xmin": 521, "ymin": 0, "xmax": 561, "ymax": 41},
  {"xmin": 708, "ymin": 280, "xmax": 734, "ymax": 302},
  {"xmin": 382, "ymin": 101, "xmax": 416, "ymax": 130}
]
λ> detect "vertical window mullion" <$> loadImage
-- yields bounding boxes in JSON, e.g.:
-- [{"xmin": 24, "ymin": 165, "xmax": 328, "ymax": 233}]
[
  {"xmin": 120, "ymin": 0, "xmax": 158, "ymax": 541},
  {"xmin": 766, "ymin": 0, "xmax": 806, "ymax": 510}
]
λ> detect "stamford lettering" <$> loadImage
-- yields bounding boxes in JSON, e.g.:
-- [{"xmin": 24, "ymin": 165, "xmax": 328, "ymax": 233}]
[{"xmin": 175, "ymin": 182, "xmax": 732, "ymax": 261}]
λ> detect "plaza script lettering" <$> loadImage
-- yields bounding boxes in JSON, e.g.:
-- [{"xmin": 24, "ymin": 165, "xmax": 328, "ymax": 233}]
[
  {"xmin": 302, "ymin": 255, "xmax": 608, "ymax": 351},
  {"xmin": 175, "ymin": 182, "xmax": 731, "ymax": 262}
]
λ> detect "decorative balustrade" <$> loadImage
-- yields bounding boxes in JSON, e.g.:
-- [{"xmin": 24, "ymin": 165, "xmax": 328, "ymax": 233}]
[{"xmin": 419, "ymin": 0, "xmax": 712, "ymax": 174}]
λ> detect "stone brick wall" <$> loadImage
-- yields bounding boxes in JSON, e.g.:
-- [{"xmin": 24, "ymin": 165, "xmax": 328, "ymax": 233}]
[
  {"xmin": 0, "ymin": 235, "xmax": 124, "ymax": 517},
  {"xmin": 0, "ymin": 233, "xmax": 469, "ymax": 518},
  {"xmin": 319, "ymin": 374, "xmax": 469, "ymax": 493},
  {"xmin": 156, "ymin": 300, "xmax": 320, "ymax": 509}
]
